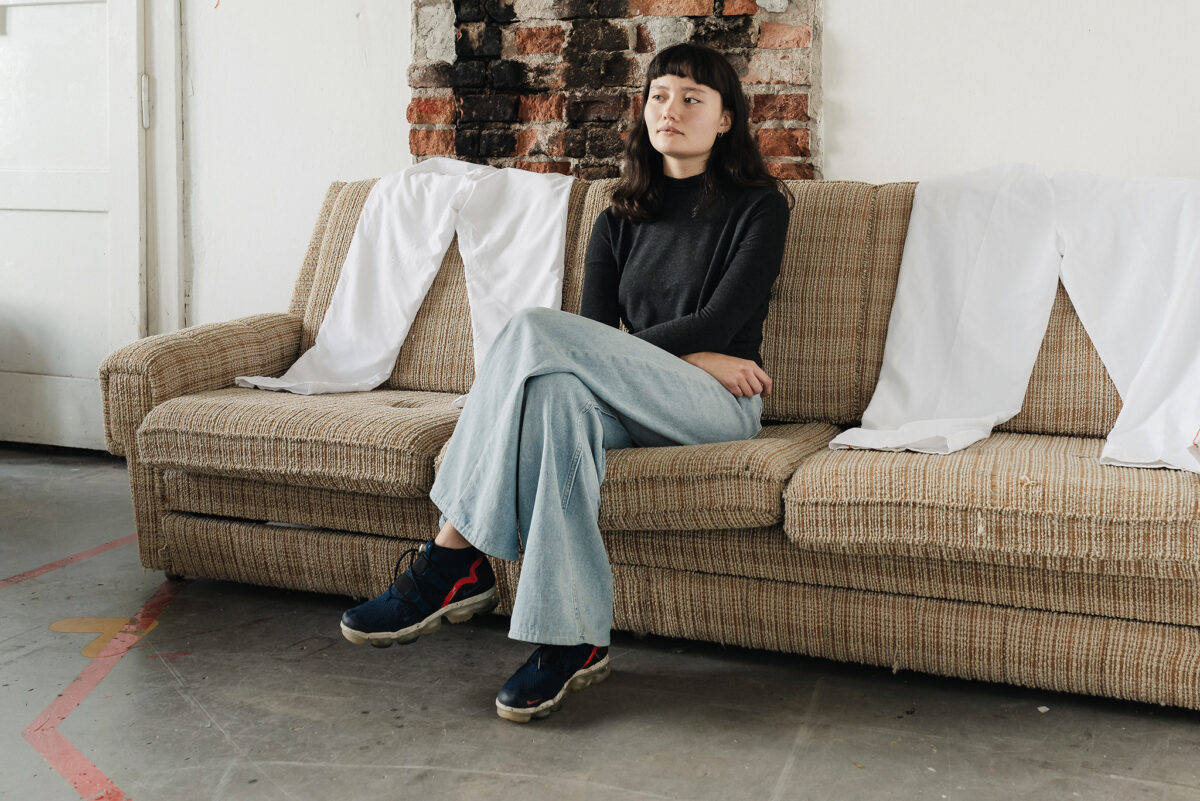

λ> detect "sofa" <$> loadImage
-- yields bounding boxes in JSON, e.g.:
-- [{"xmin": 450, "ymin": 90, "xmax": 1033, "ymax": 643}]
[{"xmin": 100, "ymin": 175, "xmax": 1200, "ymax": 711}]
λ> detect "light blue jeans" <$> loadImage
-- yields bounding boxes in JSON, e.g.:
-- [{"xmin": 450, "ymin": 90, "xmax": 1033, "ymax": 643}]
[{"xmin": 429, "ymin": 307, "xmax": 763, "ymax": 647}]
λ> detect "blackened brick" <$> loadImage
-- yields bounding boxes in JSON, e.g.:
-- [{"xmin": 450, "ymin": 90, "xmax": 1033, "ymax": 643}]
[
  {"xmin": 567, "ymin": 93, "xmax": 628, "ymax": 123},
  {"xmin": 578, "ymin": 163, "xmax": 621, "ymax": 179},
  {"xmin": 601, "ymin": 54, "xmax": 636, "ymax": 87},
  {"xmin": 408, "ymin": 61, "xmax": 453, "ymax": 89},
  {"xmin": 480, "ymin": 129, "xmax": 518, "ymax": 157},
  {"xmin": 460, "ymin": 94, "xmax": 520, "ymax": 122},
  {"xmin": 456, "ymin": 24, "xmax": 502, "ymax": 59},
  {"xmin": 491, "ymin": 60, "xmax": 528, "ymax": 90},
  {"xmin": 567, "ymin": 19, "xmax": 628, "ymax": 53},
  {"xmin": 483, "ymin": 0, "xmax": 517, "ymax": 23},
  {"xmin": 586, "ymin": 127, "xmax": 623, "ymax": 158},
  {"xmin": 455, "ymin": 128, "xmax": 481, "ymax": 157},
  {"xmin": 453, "ymin": 60, "xmax": 489, "ymax": 89},
  {"xmin": 454, "ymin": 0, "xmax": 485, "ymax": 22},
  {"xmin": 693, "ymin": 16, "xmax": 753, "ymax": 50}
]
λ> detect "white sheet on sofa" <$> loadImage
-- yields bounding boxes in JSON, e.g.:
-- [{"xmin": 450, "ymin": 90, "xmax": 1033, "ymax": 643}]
[
  {"xmin": 1054, "ymin": 171, "xmax": 1200, "ymax": 472},
  {"xmin": 235, "ymin": 158, "xmax": 574, "ymax": 396},
  {"xmin": 829, "ymin": 163, "xmax": 1062, "ymax": 454}
]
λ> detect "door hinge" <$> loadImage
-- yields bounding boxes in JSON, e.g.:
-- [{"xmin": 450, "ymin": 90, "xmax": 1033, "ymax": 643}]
[{"xmin": 139, "ymin": 73, "xmax": 151, "ymax": 130}]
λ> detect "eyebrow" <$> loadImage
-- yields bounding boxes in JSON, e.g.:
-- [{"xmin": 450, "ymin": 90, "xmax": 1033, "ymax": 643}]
[{"xmin": 649, "ymin": 82, "xmax": 709, "ymax": 93}]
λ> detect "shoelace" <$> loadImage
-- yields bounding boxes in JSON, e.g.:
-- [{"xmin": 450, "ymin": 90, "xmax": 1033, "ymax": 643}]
[{"xmin": 386, "ymin": 546, "xmax": 425, "ymax": 601}]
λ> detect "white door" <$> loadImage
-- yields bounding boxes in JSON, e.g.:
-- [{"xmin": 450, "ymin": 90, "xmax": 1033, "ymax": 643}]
[{"xmin": 0, "ymin": 0, "xmax": 145, "ymax": 450}]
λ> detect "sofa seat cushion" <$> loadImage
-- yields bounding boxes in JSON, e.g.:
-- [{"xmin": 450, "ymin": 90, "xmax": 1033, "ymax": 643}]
[
  {"xmin": 785, "ymin": 432, "xmax": 1200, "ymax": 578},
  {"xmin": 138, "ymin": 388, "xmax": 461, "ymax": 497},
  {"xmin": 435, "ymin": 421, "xmax": 839, "ymax": 531}
]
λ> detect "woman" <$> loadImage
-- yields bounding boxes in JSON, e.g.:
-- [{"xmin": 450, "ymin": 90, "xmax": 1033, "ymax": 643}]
[{"xmin": 340, "ymin": 42, "xmax": 792, "ymax": 722}]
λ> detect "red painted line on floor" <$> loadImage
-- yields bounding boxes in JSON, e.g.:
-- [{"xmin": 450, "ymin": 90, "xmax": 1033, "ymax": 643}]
[
  {"xmin": 0, "ymin": 534, "xmax": 138, "ymax": 590},
  {"xmin": 22, "ymin": 578, "xmax": 185, "ymax": 801}
]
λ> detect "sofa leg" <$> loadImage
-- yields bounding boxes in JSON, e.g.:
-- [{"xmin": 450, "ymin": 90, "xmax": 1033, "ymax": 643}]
[{"xmin": 165, "ymin": 571, "xmax": 186, "ymax": 581}]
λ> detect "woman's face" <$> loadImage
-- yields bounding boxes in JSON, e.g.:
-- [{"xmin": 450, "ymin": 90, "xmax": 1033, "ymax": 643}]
[{"xmin": 643, "ymin": 73, "xmax": 732, "ymax": 177}]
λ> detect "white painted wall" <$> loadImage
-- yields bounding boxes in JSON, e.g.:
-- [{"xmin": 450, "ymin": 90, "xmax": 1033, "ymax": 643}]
[
  {"xmin": 821, "ymin": 0, "xmax": 1200, "ymax": 182},
  {"xmin": 181, "ymin": 0, "xmax": 412, "ymax": 324},
  {"xmin": 179, "ymin": 0, "xmax": 1200, "ymax": 323}
]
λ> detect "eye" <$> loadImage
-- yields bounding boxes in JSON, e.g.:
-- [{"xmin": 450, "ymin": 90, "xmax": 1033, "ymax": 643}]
[{"xmin": 685, "ymin": 97, "xmax": 700, "ymax": 103}]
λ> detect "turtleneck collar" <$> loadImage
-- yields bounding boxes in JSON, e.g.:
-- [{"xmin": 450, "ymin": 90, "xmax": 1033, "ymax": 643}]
[{"xmin": 662, "ymin": 171, "xmax": 706, "ymax": 193}]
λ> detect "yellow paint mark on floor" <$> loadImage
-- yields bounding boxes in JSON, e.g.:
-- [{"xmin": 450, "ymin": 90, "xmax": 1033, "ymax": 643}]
[{"xmin": 49, "ymin": 617, "xmax": 158, "ymax": 658}]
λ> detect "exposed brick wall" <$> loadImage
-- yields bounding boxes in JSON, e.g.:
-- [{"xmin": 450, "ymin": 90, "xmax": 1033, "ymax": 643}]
[{"xmin": 409, "ymin": 0, "xmax": 818, "ymax": 180}]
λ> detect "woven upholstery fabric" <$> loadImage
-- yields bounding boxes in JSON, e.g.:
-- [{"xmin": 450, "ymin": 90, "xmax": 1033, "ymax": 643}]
[
  {"xmin": 598, "ymin": 422, "xmax": 838, "ymax": 530},
  {"xmin": 138, "ymin": 388, "xmax": 462, "ymax": 497},
  {"xmin": 486, "ymin": 558, "xmax": 1200, "ymax": 710},
  {"xmin": 601, "ymin": 527, "xmax": 1200, "ymax": 627},
  {"xmin": 100, "ymin": 313, "xmax": 302, "ymax": 456},
  {"xmin": 160, "ymin": 471, "xmax": 443, "ymax": 539},
  {"xmin": 605, "ymin": 566, "xmax": 1200, "ymax": 710},
  {"xmin": 786, "ymin": 432, "xmax": 1200, "ymax": 577},
  {"xmin": 760, "ymin": 181, "xmax": 882, "ymax": 424},
  {"xmin": 299, "ymin": 179, "xmax": 378, "ymax": 354},
  {"xmin": 288, "ymin": 181, "xmax": 347, "ymax": 316},
  {"xmin": 153, "ymin": 515, "xmax": 1200, "ymax": 709},
  {"xmin": 433, "ymin": 422, "xmax": 839, "ymax": 531},
  {"xmin": 997, "ymin": 283, "xmax": 1122, "ymax": 437},
  {"xmin": 857, "ymin": 182, "xmax": 916, "ymax": 412},
  {"xmin": 159, "ymin": 512, "xmax": 413, "ymax": 599}
]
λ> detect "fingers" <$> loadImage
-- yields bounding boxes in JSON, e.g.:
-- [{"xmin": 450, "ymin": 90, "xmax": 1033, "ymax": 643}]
[{"xmin": 757, "ymin": 365, "xmax": 773, "ymax": 397}]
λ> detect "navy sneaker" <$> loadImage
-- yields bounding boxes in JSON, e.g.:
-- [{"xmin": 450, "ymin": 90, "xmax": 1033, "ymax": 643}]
[
  {"xmin": 495, "ymin": 643, "xmax": 610, "ymax": 722},
  {"xmin": 340, "ymin": 541, "xmax": 496, "ymax": 647}
]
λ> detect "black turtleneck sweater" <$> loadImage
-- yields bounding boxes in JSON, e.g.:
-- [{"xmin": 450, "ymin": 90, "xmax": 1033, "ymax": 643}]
[{"xmin": 581, "ymin": 173, "xmax": 789, "ymax": 366}]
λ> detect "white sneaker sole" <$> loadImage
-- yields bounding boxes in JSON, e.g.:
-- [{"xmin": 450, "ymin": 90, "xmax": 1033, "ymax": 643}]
[
  {"xmin": 495, "ymin": 656, "xmax": 611, "ymax": 723},
  {"xmin": 340, "ymin": 587, "xmax": 498, "ymax": 647}
]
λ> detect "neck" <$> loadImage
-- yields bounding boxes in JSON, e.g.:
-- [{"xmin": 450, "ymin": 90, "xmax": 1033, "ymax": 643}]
[{"xmin": 662, "ymin": 154, "xmax": 708, "ymax": 179}]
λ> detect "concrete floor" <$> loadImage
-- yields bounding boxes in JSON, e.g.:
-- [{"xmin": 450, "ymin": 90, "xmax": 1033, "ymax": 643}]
[{"xmin": 2, "ymin": 445, "xmax": 1200, "ymax": 801}]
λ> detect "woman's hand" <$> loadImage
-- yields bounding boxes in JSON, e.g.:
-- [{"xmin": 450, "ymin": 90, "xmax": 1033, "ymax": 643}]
[{"xmin": 681, "ymin": 352, "xmax": 773, "ymax": 397}]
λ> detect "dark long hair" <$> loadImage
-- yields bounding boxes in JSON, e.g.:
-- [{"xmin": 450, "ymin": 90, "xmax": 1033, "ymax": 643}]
[{"xmin": 611, "ymin": 42, "xmax": 793, "ymax": 223}]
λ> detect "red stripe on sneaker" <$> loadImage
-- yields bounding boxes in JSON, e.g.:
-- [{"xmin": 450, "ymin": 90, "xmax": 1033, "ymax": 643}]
[
  {"xmin": 582, "ymin": 646, "xmax": 599, "ymax": 668},
  {"xmin": 441, "ymin": 557, "xmax": 483, "ymax": 608}
]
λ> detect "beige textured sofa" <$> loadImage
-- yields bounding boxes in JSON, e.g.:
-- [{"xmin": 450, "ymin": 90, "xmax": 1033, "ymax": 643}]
[{"xmin": 100, "ymin": 176, "xmax": 1200, "ymax": 710}]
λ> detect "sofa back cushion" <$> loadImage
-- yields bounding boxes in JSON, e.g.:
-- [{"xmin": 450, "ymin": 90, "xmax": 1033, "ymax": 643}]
[{"xmin": 292, "ymin": 176, "xmax": 1122, "ymax": 436}]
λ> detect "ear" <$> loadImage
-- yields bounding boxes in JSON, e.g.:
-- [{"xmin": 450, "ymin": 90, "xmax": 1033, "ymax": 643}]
[{"xmin": 719, "ymin": 110, "xmax": 732, "ymax": 135}]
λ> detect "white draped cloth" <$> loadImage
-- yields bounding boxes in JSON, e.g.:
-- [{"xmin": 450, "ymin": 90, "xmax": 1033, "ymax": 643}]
[
  {"xmin": 831, "ymin": 163, "xmax": 1200, "ymax": 474},
  {"xmin": 1054, "ymin": 172, "xmax": 1200, "ymax": 472},
  {"xmin": 236, "ymin": 158, "xmax": 574, "ymax": 396},
  {"xmin": 830, "ymin": 164, "xmax": 1062, "ymax": 454}
]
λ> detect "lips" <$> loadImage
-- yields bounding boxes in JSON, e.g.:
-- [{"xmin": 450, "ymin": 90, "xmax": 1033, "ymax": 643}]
[{"xmin": 658, "ymin": 127, "xmax": 681, "ymax": 134}]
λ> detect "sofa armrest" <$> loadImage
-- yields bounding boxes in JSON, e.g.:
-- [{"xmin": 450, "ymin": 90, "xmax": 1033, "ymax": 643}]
[{"xmin": 100, "ymin": 312, "xmax": 303, "ymax": 456}]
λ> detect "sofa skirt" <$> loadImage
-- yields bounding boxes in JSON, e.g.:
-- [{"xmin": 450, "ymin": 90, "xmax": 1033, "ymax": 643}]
[{"xmin": 155, "ymin": 511, "xmax": 1200, "ymax": 711}]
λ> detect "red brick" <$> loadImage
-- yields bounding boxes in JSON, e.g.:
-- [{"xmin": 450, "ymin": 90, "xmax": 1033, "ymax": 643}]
[
  {"xmin": 751, "ymin": 92, "xmax": 809, "ymax": 122},
  {"xmin": 516, "ymin": 26, "xmax": 565, "ymax": 55},
  {"xmin": 515, "ymin": 129, "xmax": 541, "ymax": 156},
  {"xmin": 722, "ymin": 0, "xmax": 757, "ymax": 15},
  {"xmin": 518, "ymin": 93, "xmax": 566, "ymax": 122},
  {"xmin": 634, "ymin": 24, "xmax": 654, "ymax": 54},
  {"xmin": 409, "ymin": 128, "xmax": 455, "ymax": 156},
  {"xmin": 406, "ymin": 96, "xmax": 457, "ymax": 125},
  {"xmin": 757, "ymin": 22, "xmax": 812, "ymax": 49},
  {"xmin": 628, "ymin": 0, "xmax": 711, "ymax": 16},
  {"xmin": 755, "ymin": 128, "xmax": 811, "ymax": 158},
  {"xmin": 514, "ymin": 160, "xmax": 572, "ymax": 175},
  {"xmin": 766, "ymin": 161, "xmax": 815, "ymax": 180}
]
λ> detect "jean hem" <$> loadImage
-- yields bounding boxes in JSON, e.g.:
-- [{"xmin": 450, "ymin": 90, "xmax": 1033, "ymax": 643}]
[{"xmin": 507, "ymin": 627, "xmax": 611, "ymax": 648}]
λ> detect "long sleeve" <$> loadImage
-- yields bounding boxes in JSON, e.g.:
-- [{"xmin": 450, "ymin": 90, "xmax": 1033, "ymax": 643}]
[
  {"xmin": 632, "ymin": 190, "xmax": 789, "ymax": 359},
  {"xmin": 580, "ymin": 210, "xmax": 622, "ymax": 328}
]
